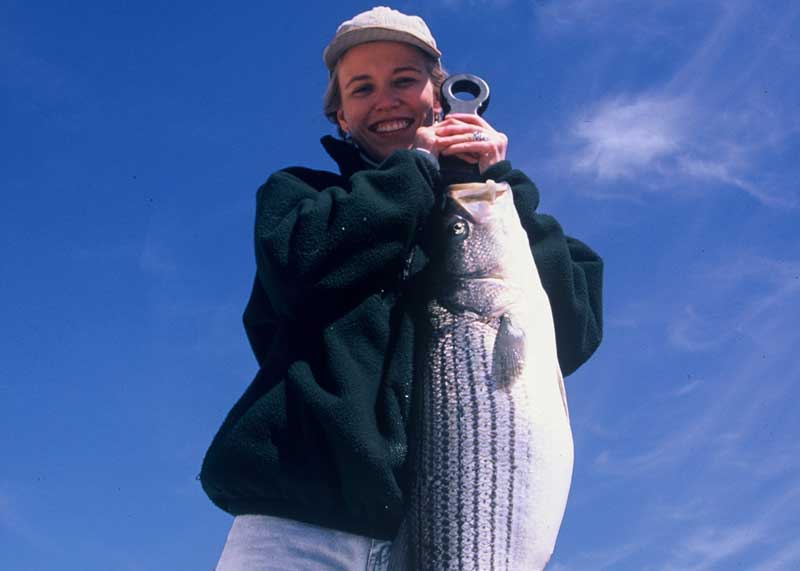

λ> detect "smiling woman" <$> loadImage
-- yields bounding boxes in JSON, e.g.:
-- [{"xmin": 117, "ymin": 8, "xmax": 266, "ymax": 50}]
[
  {"xmin": 334, "ymin": 42, "xmax": 441, "ymax": 162},
  {"xmin": 199, "ymin": 5, "xmax": 604, "ymax": 571},
  {"xmin": 323, "ymin": 35, "xmax": 447, "ymax": 141}
]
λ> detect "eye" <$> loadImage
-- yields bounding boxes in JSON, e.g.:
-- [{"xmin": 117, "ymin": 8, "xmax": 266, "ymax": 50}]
[
  {"xmin": 394, "ymin": 76, "xmax": 418, "ymax": 88},
  {"xmin": 448, "ymin": 218, "xmax": 470, "ymax": 240},
  {"xmin": 351, "ymin": 84, "xmax": 373, "ymax": 96}
]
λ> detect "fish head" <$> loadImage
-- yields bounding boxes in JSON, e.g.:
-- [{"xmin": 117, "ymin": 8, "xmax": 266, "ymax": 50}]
[{"xmin": 437, "ymin": 180, "xmax": 528, "ymax": 315}]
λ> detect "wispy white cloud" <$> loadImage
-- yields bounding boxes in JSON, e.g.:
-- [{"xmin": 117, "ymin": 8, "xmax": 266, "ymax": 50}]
[
  {"xmin": 667, "ymin": 376, "xmax": 702, "ymax": 398},
  {"xmin": 541, "ymin": 0, "xmax": 800, "ymax": 207},
  {"xmin": 595, "ymin": 253, "xmax": 800, "ymax": 474},
  {"xmin": 754, "ymin": 541, "xmax": 800, "ymax": 571},
  {"xmin": 652, "ymin": 482, "xmax": 800, "ymax": 571},
  {"xmin": 578, "ymin": 250, "xmax": 800, "ymax": 569},
  {"xmin": 667, "ymin": 303, "xmax": 734, "ymax": 352},
  {"xmin": 659, "ymin": 523, "xmax": 767, "ymax": 571},
  {"xmin": 571, "ymin": 95, "xmax": 687, "ymax": 180},
  {"xmin": 590, "ymin": 402, "xmax": 712, "ymax": 476},
  {"xmin": 566, "ymin": 90, "xmax": 798, "ymax": 207},
  {"xmin": 668, "ymin": 255, "xmax": 800, "ymax": 351}
]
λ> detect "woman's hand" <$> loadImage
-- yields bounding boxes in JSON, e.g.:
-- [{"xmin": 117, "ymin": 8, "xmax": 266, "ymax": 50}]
[
  {"xmin": 435, "ymin": 113, "xmax": 508, "ymax": 173},
  {"xmin": 413, "ymin": 122, "xmax": 440, "ymax": 156}
]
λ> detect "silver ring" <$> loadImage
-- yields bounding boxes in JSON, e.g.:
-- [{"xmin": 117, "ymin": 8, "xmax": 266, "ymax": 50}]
[{"xmin": 472, "ymin": 130, "xmax": 489, "ymax": 142}]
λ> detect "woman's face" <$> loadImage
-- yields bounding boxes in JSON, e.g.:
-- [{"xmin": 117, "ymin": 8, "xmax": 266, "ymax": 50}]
[{"xmin": 336, "ymin": 41, "xmax": 441, "ymax": 162}]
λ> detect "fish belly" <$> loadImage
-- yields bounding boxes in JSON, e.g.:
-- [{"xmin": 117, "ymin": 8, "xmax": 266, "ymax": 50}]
[{"xmin": 391, "ymin": 309, "xmax": 574, "ymax": 571}]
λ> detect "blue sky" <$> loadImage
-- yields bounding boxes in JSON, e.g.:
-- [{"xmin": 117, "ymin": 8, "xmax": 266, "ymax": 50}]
[{"xmin": 2, "ymin": 1, "xmax": 798, "ymax": 569}]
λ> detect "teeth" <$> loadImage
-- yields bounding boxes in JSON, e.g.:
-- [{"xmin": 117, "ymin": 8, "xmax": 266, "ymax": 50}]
[{"xmin": 373, "ymin": 119, "xmax": 412, "ymax": 133}]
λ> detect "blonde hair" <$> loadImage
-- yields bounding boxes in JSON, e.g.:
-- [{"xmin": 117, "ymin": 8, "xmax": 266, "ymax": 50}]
[{"xmin": 323, "ymin": 50, "xmax": 447, "ymax": 138}]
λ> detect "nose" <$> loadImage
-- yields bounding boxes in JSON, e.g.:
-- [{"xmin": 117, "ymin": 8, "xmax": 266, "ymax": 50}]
[{"xmin": 374, "ymin": 85, "xmax": 400, "ymax": 110}]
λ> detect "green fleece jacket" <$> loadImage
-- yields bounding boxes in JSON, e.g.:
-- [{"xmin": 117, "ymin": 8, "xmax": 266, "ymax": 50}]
[{"xmin": 200, "ymin": 135, "xmax": 603, "ymax": 539}]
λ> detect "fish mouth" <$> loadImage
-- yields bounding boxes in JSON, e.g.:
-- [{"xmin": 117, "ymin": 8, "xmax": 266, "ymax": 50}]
[{"xmin": 369, "ymin": 118, "xmax": 414, "ymax": 134}]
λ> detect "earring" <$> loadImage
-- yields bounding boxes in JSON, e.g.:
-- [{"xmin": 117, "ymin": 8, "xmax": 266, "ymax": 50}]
[{"xmin": 433, "ymin": 111, "xmax": 442, "ymax": 124}]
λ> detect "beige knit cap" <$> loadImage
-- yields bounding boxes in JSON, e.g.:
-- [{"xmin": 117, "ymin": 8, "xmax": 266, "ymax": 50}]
[{"xmin": 323, "ymin": 6, "xmax": 441, "ymax": 71}]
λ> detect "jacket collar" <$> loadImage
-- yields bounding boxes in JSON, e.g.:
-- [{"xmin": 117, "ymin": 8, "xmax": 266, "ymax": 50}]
[{"xmin": 320, "ymin": 135, "xmax": 370, "ymax": 179}]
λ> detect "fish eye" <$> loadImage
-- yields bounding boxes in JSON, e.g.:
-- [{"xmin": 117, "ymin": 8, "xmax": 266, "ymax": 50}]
[{"xmin": 449, "ymin": 218, "xmax": 470, "ymax": 240}]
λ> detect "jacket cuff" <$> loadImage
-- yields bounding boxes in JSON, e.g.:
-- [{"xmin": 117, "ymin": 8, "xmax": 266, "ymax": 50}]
[
  {"xmin": 481, "ymin": 160, "xmax": 513, "ymax": 181},
  {"xmin": 411, "ymin": 147, "xmax": 440, "ymax": 171}
]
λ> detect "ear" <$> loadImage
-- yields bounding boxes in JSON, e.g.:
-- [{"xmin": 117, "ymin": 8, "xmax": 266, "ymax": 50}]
[
  {"xmin": 336, "ymin": 109, "xmax": 349, "ymax": 134},
  {"xmin": 433, "ymin": 93, "xmax": 443, "ymax": 119}
]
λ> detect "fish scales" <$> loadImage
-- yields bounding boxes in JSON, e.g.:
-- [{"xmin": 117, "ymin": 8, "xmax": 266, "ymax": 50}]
[
  {"xmin": 409, "ymin": 308, "xmax": 534, "ymax": 571},
  {"xmin": 391, "ymin": 180, "xmax": 574, "ymax": 571}
]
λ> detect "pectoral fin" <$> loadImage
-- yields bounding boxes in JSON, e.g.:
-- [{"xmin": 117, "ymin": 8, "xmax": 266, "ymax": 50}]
[{"xmin": 492, "ymin": 313, "xmax": 526, "ymax": 388}]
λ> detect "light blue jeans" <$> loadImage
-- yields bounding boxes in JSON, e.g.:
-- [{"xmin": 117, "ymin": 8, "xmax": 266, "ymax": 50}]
[{"xmin": 215, "ymin": 514, "xmax": 393, "ymax": 571}]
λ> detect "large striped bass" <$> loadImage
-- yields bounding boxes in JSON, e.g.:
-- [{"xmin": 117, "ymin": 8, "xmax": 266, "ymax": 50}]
[{"xmin": 390, "ymin": 180, "xmax": 574, "ymax": 570}]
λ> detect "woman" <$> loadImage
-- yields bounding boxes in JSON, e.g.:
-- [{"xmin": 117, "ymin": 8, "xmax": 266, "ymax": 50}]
[{"xmin": 201, "ymin": 7, "xmax": 603, "ymax": 570}]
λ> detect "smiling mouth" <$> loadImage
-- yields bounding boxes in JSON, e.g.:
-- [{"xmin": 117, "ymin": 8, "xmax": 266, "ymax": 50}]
[{"xmin": 370, "ymin": 118, "xmax": 414, "ymax": 134}]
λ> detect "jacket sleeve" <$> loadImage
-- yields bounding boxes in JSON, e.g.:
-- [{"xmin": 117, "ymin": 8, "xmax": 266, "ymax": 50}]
[
  {"xmin": 253, "ymin": 149, "xmax": 439, "ymax": 324},
  {"xmin": 484, "ymin": 161, "xmax": 604, "ymax": 376}
]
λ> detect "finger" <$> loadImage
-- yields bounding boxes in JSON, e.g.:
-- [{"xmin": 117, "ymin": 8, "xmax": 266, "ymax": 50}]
[
  {"xmin": 433, "ymin": 117, "xmax": 477, "ymax": 133},
  {"xmin": 440, "ymin": 113, "xmax": 493, "ymax": 129},
  {"xmin": 437, "ymin": 132, "xmax": 501, "ymax": 149},
  {"xmin": 435, "ymin": 123, "xmax": 489, "ymax": 137},
  {"xmin": 440, "ymin": 141, "xmax": 495, "ymax": 155}
]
